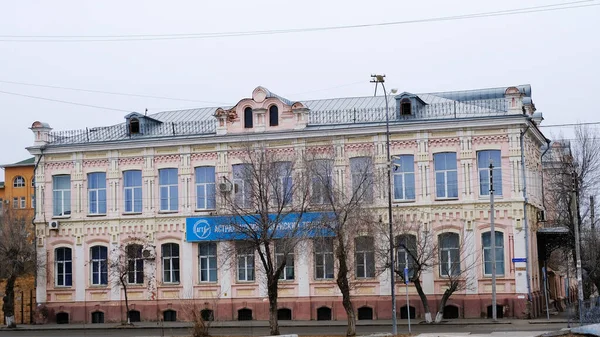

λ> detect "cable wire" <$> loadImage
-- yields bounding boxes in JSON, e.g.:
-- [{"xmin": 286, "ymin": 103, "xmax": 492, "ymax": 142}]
[
  {"xmin": 0, "ymin": 1, "xmax": 597, "ymax": 42},
  {"xmin": 0, "ymin": 89, "xmax": 131, "ymax": 112}
]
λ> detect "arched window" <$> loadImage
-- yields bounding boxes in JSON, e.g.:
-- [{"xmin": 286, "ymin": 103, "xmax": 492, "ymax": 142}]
[
  {"xmin": 277, "ymin": 308, "xmax": 292, "ymax": 320},
  {"xmin": 128, "ymin": 310, "xmax": 141, "ymax": 322},
  {"xmin": 91, "ymin": 311, "xmax": 104, "ymax": 323},
  {"xmin": 357, "ymin": 306, "xmax": 373, "ymax": 320},
  {"xmin": 127, "ymin": 244, "xmax": 144, "ymax": 284},
  {"xmin": 13, "ymin": 176, "xmax": 25, "ymax": 188},
  {"xmin": 439, "ymin": 233, "xmax": 460, "ymax": 276},
  {"xmin": 400, "ymin": 98, "xmax": 412, "ymax": 116},
  {"xmin": 244, "ymin": 107, "xmax": 253, "ymax": 128},
  {"xmin": 487, "ymin": 305, "xmax": 504, "ymax": 319},
  {"xmin": 129, "ymin": 118, "xmax": 140, "ymax": 134},
  {"xmin": 163, "ymin": 310, "xmax": 177, "ymax": 322},
  {"xmin": 201, "ymin": 309, "xmax": 214, "ymax": 321},
  {"xmin": 56, "ymin": 312, "xmax": 69, "ymax": 324},
  {"xmin": 162, "ymin": 243, "xmax": 180, "ymax": 284},
  {"xmin": 238, "ymin": 308, "xmax": 252, "ymax": 321},
  {"xmin": 269, "ymin": 105, "xmax": 279, "ymax": 126},
  {"xmin": 444, "ymin": 305, "xmax": 460, "ymax": 319},
  {"xmin": 317, "ymin": 307, "xmax": 332, "ymax": 321},
  {"xmin": 482, "ymin": 231, "xmax": 504, "ymax": 275},
  {"xmin": 400, "ymin": 305, "xmax": 416, "ymax": 319},
  {"xmin": 55, "ymin": 247, "xmax": 72, "ymax": 286}
]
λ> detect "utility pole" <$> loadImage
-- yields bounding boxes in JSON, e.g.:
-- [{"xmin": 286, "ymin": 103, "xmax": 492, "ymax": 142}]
[
  {"xmin": 371, "ymin": 74, "xmax": 397, "ymax": 335},
  {"xmin": 489, "ymin": 163, "xmax": 497, "ymax": 321},
  {"xmin": 591, "ymin": 196, "xmax": 595, "ymax": 232},
  {"xmin": 571, "ymin": 172, "xmax": 584, "ymax": 325}
]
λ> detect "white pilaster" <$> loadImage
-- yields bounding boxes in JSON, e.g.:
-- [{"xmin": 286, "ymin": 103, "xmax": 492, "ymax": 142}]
[
  {"xmin": 218, "ymin": 242, "xmax": 232, "ymax": 299},
  {"xmin": 36, "ymin": 244, "xmax": 47, "ymax": 303},
  {"xmin": 182, "ymin": 241, "xmax": 194, "ymax": 299},
  {"xmin": 75, "ymin": 244, "xmax": 85, "ymax": 301},
  {"xmin": 296, "ymin": 240, "xmax": 310, "ymax": 297}
]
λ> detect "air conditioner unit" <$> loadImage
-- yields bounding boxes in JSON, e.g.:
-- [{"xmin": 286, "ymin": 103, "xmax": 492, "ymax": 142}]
[
  {"xmin": 537, "ymin": 210, "xmax": 546, "ymax": 222},
  {"xmin": 48, "ymin": 220, "xmax": 59, "ymax": 230},
  {"xmin": 142, "ymin": 248, "xmax": 155, "ymax": 260},
  {"xmin": 219, "ymin": 181, "xmax": 232, "ymax": 193}
]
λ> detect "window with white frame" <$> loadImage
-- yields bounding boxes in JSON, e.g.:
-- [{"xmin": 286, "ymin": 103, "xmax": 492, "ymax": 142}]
[
  {"xmin": 311, "ymin": 159, "xmax": 333, "ymax": 205},
  {"xmin": 233, "ymin": 164, "xmax": 252, "ymax": 208},
  {"xmin": 90, "ymin": 246, "xmax": 108, "ymax": 285},
  {"xmin": 434, "ymin": 152, "xmax": 458, "ymax": 199},
  {"xmin": 20, "ymin": 197, "xmax": 26, "ymax": 209},
  {"xmin": 273, "ymin": 161, "xmax": 293, "ymax": 205},
  {"xmin": 159, "ymin": 168, "xmax": 178, "ymax": 211},
  {"xmin": 123, "ymin": 170, "xmax": 142, "ymax": 213},
  {"xmin": 127, "ymin": 244, "xmax": 144, "ymax": 284},
  {"xmin": 88, "ymin": 172, "xmax": 107, "ymax": 215},
  {"xmin": 392, "ymin": 155, "xmax": 415, "ymax": 201},
  {"xmin": 162, "ymin": 243, "xmax": 180, "ymax": 284},
  {"xmin": 195, "ymin": 167, "xmax": 216, "ymax": 210},
  {"xmin": 55, "ymin": 247, "xmax": 72, "ymax": 287},
  {"xmin": 199, "ymin": 242, "xmax": 217, "ymax": 282},
  {"xmin": 53, "ymin": 175, "xmax": 71, "ymax": 216},
  {"xmin": 477, "ymin": 150, "xmax": 502, "ymax": 196},
  {"xmin": 236, "ymin": 241, "xmax": 255, "ymax": 282},
  {"xmin": 355, "ymin": 236, "xmax": 375, "ymax": 278},
  {"xmin": 439, "ymin": 233, "xmax": 460, "ymax": 276},
  {"xmin": 482, "ymin": 231, "xmax": 505, "ymax": 275},
  {"xmin": 396, "ymin": 235, "xmax": 417, "ymax": 281},
  {"xmin": 275, "ymin": 241, "xmax": 294, "ymax": 280},
  {"xmin": 314, "ymin": 237, "xmax": 334, "ymax": 279},
  {"xmin": 350, "ymin": 157, "xmax": 374, "ymax": 203},
  {"xmin": 13, "ymin": 176, "xmax": 25, "ymax": 188},
  {"xmin": 12, "ymin": 197, "xmax": 18, "ymax": 209}
]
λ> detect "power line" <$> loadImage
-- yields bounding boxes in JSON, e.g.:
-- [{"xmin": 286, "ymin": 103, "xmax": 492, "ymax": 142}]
[
  {"xmin": 0, "ymin": 80, "xmax": 230, "ymax": 105},
  {"xmin": 0, "ymin": 89, "xmax": 131, "ymax": 112},
  {"xmin": 1, "ymin": 1, "xmax": 597, "ymax": 42},
  {"xmin": 540, "ymin": 122, "xmax": 600, "ymax": 128}
]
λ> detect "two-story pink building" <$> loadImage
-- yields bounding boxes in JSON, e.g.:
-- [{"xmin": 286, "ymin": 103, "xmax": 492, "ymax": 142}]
[{"xmin": 27, "ymin": 85, "xmax": 549, "ymax": 324}]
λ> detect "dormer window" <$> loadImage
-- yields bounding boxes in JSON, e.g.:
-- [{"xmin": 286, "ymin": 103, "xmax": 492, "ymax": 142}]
[
  {"xmin": 244, "ymin": 107, "xmax": 253, "ymax": 128},
  {"xmin": 400, "ymin": 98, "xmax": 412, "ymax": 116},
  {"xmin": 269, "ymin": 105, "xmax": 279, "ymax": 126},
  {"xmin": 129, "ymin": 118, "xmax": 140, "ymax": 134}
]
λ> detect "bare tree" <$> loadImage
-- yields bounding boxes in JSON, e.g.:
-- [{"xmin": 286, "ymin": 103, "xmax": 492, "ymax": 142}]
[
  {"xmin": 219, "ymin": 143, "xmax": 312, "ymax": 336},
  {"xmin": 0, "ymin": 207, "xmax": 37, "ymax": 328},
  {"xmin": 310, "ymin": 154, "xmax": 377, "ymax": 336},
  {"xmin": 109, "ymin": 237, "xmax": 150, "ymax": 325}
]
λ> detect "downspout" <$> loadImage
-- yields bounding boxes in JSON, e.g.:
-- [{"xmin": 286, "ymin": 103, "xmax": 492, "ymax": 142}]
[
  {"xmin": 520, "ymin": 122, "xmax": 533, "ymax": 317},
  {"xmin": 540, "ymin": 139, "xmax": 551, "ymax": 210},
  {"xmin": 32, "ymin": 147, "xmax": 45, "ymax": 291}
]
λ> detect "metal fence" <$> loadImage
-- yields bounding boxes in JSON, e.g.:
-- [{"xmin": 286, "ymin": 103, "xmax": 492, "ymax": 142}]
[{"xmin": 565, "ymin": 297, "xmax": 600, "ymax": 325}]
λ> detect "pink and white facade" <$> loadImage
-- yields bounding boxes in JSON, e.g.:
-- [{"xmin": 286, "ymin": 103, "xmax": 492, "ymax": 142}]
[{"xmin": 28, "ymin": 85, "xmax": 549, "ymax": 323}]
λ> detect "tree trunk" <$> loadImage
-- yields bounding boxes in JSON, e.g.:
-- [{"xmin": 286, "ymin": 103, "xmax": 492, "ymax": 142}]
[
  {"xmin": 435, "ymin": 284, "xmax": 457, "ymax": 323},
  {"xmin": 336, "ymin": 242, "xmax": 355, "ymax": 336},
  {"xmin": 267, "ymin": 276, "xmax": 280, "ymax": 336},
  {"xmin": 413, "ymin": 278, "xmax": 432, "ymax": 323},
  {"xmin": 3, "ymin": 275, "xmax": 16, "ymax": 328},
  {"xmin": 123, "ymin": 282, "xmax": 131, "ymax": 325}
]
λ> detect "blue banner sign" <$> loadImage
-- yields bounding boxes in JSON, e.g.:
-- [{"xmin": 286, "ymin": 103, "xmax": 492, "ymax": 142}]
[
  {"xmin": 186, "ymin": 212, "xmax": 335, "ymax": 242},
  {"xmin": 512, "ymin": 258, "xmax": 527, "ymax": 263}
]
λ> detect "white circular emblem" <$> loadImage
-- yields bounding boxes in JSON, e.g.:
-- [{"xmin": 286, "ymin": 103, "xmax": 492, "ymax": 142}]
[{"xmin": 193, "ymin": 220, "xmax": 212, "ymax": 240}]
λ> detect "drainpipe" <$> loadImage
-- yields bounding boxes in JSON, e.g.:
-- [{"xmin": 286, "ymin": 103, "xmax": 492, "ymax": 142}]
[
  {"xmin": 32, "ymin": 147, "xmax": 45, "ymax": 292},
  {"xmin": 540, "ymin": 139, "xmax": 551, "ymax": 210},
  {"xmin": 520, "ymin": 122, "xmax": 533, "ymax": 317}
]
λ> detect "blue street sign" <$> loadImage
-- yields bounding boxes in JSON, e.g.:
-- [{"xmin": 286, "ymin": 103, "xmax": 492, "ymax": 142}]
[
  {"xmin": 185, "ymin": 212, "xmax": 335, "ymax": 242},
  {"xmin": 512, "ymin": 258, "xmax": 527, "ymax": 263},
  {"xmin": 404, "ymin": 268, "xmax": 409, "ymax": 284}
]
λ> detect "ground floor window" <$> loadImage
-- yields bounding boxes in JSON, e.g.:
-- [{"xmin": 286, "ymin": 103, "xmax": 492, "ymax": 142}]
[
  {"xmin": 238, "ymin": 308, "xmax": 252, "ymax": 321},
  {"xmin": 56, "ymin": 312, "xmax": 69, "ymax": 324},
  {"xmin": 128, "ymin": 310, "xmax": 141, "ymax": 322},
  {"xmin": 163, "ymin": 310, "xmax": 177, "ymax": 322},
  {"xmin": 357, "ymin": 306, "xmax": 373, "ymax": 320},
  {"xmin": 317, "ymin": 306, "xmax": 332, "ymax": 321},
  {"xmin": 91, "ymin": 311, "xmax": 104, "ymax": 323}
]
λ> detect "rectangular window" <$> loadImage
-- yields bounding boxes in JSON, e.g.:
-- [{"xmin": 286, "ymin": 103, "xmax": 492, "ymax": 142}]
[
  {"xmin": 13, "ymin": 197, "xmax": 18, "ymax": 209},
  {"xmin": 478, "ymin": 150, "xmax": 502, "ymax": 196},
  {"xmin": 233, "ymin": 164, "xmax": 252, "ymax": 208},
  {"xmin": 393, "ymin": 155, "xmax": 415, "ymax": 201},
  {"xmin": 88, "ymin": 172, "xmax": 107, "ymax": 215},
  {"xmin": 53, "ymin": 175, "xmax": 71, "ymax": 216},
  {"xmin": 434, "ymin": 152, "xmax": 458, "ymax": 199},
  {"xmin": 19, "ymin": 197, "xmax": 26, "ymax": 209},
  {"xmin": 350, "ymin": 157, "xmax": 374, "ymax": 203},
  {"xmin": 195, "ymin": 167, "xmax": 216, "ymax": 210},
  {"xmin": 482, "ymin": 231, "xmax": 505, "ymax": 275},
  {"xmin": 396, "ymin": 235, "xmax": 417, "ymax": 281},
  {"xmin": 90, "ymin": 246, "xmax": 108, "ymax": 285},
  {"xmin": 275, "ymin": 242, "xmax": 294, "ymax": 281},
  {"xmin": 159, "ymin": 168, "xmax": 178, "ymax": 211},
  {"xmin": 162, "ymin": 243, "xmax": 180, "ymax": 284},
  {"xmin": 273, "ymin": 161, "xmax": 293, "ymax": 205},
  {"xmin": 127, "ymin": 244, "xmax": 144, "ymax": 284},
  {"xmin": 55, "ymin": 247, "xmax": 72, "ymax": 287},
  {"xmin": 439, "ymin": 233, "xmax": 461, "ymax": 276},
  {"xmin": 314, "ymin": 238, "xmax": 334, "ymax": 279},
  {"xmin": 199, "ymin": 242, "xmax": 218, "ymax": 282},
  {"xmin": 123, "ymin": 170, "xmax": 142, "ymax": 213},
  {"xmin": 31, "ymin": 196, "xmax": 35, "ymax": 209},
  {"xmin": 237, "ymin": 241, "xmax": 255, "ymax": 282},
  {"xmin": 355, "ymin": 236, "xmax": 375, "ymax": 278},
  {"xmin": 311, "ymin": 159, "xmax": 333, "ymax": 205}
]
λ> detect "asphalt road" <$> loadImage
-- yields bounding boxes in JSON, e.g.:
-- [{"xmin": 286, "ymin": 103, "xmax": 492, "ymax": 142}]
[{"xmin": 0, "ymin": 322, "xmax": 569, "ymax": 337}]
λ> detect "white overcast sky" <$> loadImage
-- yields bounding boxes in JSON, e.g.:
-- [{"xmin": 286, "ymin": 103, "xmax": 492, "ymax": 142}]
[{"xmin": 0, "ymin": 0, "xmax": 599, "ymax": 178}]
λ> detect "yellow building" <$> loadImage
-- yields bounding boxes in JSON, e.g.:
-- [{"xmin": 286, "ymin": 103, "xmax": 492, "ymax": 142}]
[{"xmin": 0, "ymin": 157, "xmax": 36, "ymax": 215}]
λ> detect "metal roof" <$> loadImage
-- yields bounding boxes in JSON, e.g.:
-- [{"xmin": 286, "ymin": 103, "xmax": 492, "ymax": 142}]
[
  {"xmin": 1, "ymin": 157, "xmax": 35, "ymax": 168},
  {"xmin": 45, "ymin": 84, "xmax": 532, "ymax": 146}
]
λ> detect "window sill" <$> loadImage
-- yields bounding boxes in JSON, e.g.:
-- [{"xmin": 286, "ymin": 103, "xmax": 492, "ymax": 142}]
[
  {"xmin": 435, "ymin": 198, "xmax": 459, "ymax": 202},
  {"xmin": 483, "ymin": 275, "xmax": 506, "ymax": 278},
  {"xmin": 278, "ymin": 279, "xmax": 296, "ymax": 283},
  {"xmin": 160, "ymin": 282, "xmax": 181, "ymax": 286},
  {"xmin": 126, "ymin": 284, "xmax": 145, "ymax": 287},
  {"xmin": 236, "ymin": 281, "xmax": 256, "ymax": 284},
  {"xmin": 52, "ymin": 215, "xmax": 71, "ymax": 220},
  {"xmin": 87, "ymin": 214, "xmax": 107, "ymax": 217},
  {"xmin": 122, "ymin": 212, "xmax": 142, "ymax": 216},
  {"xmin": 198, "ymin": 281, "xmax": 219, "ymax": 285},
  {"xmin": 313, "ymin": 278, "xmax": 335, "ymax": 282},
  {"xmin": 392, "ymin": 200, "xmax": 416, "ymax": 204},
  {"xmin": 89, "ymin": 285, "xmax": 109, "ymax": 288},
  {"xmin": 195, "ymin": 209, "xmax": 217, "ymax": 213},
  {"xmin": 158, "ymin": 210, "xmax": 179, "ymax": 214},
  {"xmin": 53, "ymin": 286, "xmax": 73, "ymax": 289}
]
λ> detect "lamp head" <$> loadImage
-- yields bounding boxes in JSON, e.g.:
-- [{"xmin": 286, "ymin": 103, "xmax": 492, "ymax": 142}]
[{"xmin": 390, "ymin": 88, "xmax": 398, "ymax": 94}]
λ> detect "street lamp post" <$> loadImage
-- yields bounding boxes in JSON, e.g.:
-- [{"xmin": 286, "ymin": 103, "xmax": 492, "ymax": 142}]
[{"xmin": 371, "ymin": 74, "xmax": 398, "ymax": 335}]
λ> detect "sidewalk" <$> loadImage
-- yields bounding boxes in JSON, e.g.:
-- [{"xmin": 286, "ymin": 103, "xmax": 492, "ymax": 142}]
[{"xmin": 0, "ymin": 318, "xmax": 570, "ymax": 331}]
